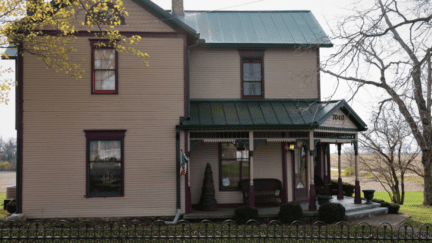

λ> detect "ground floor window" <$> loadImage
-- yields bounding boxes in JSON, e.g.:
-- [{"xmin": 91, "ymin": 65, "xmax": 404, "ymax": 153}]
[
  {"xmin": 220, "ymin": 143, "xmax": 249, "ymax": 191},
  {"xmin": 84, "ymin": 130, "xmax": 126, "ymax": 197}
]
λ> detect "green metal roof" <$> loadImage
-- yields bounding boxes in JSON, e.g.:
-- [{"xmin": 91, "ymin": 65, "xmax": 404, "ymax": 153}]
[
  {"xmin": 178, "ymin": 99, "xmax": 367, "ymax": 131},
  {"xmin": 1, "ymin": 46, "xmax": 17, "ymax": 59},
  {"xmin": 179, "ymin": 11, "xmax": 332, "ymax": 47}
]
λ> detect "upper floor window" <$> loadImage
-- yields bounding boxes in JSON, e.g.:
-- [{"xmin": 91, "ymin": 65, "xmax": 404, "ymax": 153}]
[
  {"xmin": 90, "ymin": 40, "xmax": 118, "ymax": 94},
  {"xmin": 240, "ymin": 50, "xmax": 264, "ymax": 99}
]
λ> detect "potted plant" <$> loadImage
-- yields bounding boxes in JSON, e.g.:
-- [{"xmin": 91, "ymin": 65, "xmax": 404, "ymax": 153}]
[
  {"xmin": 362, "ymin": 190, "xmax": 375, "ymax": 204},
  {"xmin": 316, "ymin": 195, "xmax": 333, "ymax": 206}
]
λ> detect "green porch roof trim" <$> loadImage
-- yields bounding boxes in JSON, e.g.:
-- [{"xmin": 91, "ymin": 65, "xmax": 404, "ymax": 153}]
[
  {"xmin": 133, "ymin": 0, "xmax": 198, "ymax": 37},
  {"xmin": 178, "ymin": 11, "xmax": 333, "ymax": 47},
  {"xmin": 1, "ymin": 46, "xmax": 18, "ymax": 59},
  {"xmin": 177, "ymin": 99, "xmax": 367, "ymax": 131}
]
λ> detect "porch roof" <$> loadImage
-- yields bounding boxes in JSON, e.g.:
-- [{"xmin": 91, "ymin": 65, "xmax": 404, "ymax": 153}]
[{"xmin": 177, "ymin": 99, "xmax": 367, "ymax": 131}]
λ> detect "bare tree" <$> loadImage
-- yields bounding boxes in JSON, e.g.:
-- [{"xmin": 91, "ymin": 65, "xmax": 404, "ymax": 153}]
[
  {"xmin": 322, "ymin": 0, "xmax": 432, "ymax": 205},
  {"xmin": 342, "ymin": 146, "xmax": 355, "ymax": 168},
  {"xmin": 359, "ymin": 109, "xmax": 419, "ymax": 204}
]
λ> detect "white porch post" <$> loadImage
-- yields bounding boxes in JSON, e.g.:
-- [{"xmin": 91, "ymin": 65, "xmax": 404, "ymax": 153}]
[
  {"xmin": 248, "ymin": 131, "xmax": 255, "ymax": 207},
  {"xmin": 308, "ymin": 131, "xmax": 317, "ymax": 210},
  {"xmin": 354, "ymin": 134, "xmax": 361, "ymax": 204},
  {"xmin": 337, "ymin": 144, "xmax": 343, "ymax": 199}
]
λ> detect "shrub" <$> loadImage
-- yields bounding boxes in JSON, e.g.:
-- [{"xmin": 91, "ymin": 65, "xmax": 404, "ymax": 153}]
[
  {"xmin": 318, "ymin": 203, "xmax": 345, "ymax": 224},
  {"xmin": 278, "ymin": 202, "xmax": 303, "ymax": 223},
  {"xmin": 388, "ymin": 203, "xmax": 400, "ymax": 214},
  {"xmin": 342, "ymin": 183, "xmax": 355, "ymax": 197},
  {"xmin": 330, "ymin": 180, "xmax": 355, "ymax": 197},
  {"xmin": 331, "ymin": 189, "xmax": 338, "ymax": 195},
  {"xmin": 6, "ymin": 199, "xmax": 16, "ymax": 214},
  {"xmin": 234, "ymin": 206, "xmax": 258, "ymax": 224},
  {"xmin": 371, "ymin": 199, "xmax": 399, "ymax": 214},
  {"xmin": 343, "ymin": 167, "xmax": 355, "ymax": 176}
]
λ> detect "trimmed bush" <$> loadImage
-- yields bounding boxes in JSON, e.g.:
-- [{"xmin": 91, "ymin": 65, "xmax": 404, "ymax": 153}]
[
  {"xmin": 331, "ymin": 189, "xmax": 338, "ymax": 195},
  {"xmin": 234, "ymin": 206, "xmax": 259, "ymax": 224},
  {"xmin": 318, "ymin": 203, "xmax": 345, "ymax": 224},
  {"xmin": 371, "ymin": 199, "xmax": 400, "ymax": 214},
  {"xmin": 278, "ymin": 202, "xmax": 303, "ymax": 223},
  {"xmin": 6, "ymin": 199, "xmax": 16, "ymax": 214},
  {"xmin": 330, "ymin": 180, "xmax": 355, "ymax": 197},
  {"xmin": 388, "ymin": 203, "xmax": 400, "ymax": 214}
]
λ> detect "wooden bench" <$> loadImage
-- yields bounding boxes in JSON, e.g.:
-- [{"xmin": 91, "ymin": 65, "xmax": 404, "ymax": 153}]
[{"xmin": 239, "ymin": 178, "xmax": 282, "ymax": 206}]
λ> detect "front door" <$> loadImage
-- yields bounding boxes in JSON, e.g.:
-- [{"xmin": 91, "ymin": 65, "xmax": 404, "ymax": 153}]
[{"xmin": 293, "ymin": 146, "xmax": 308, "ymax": 201}]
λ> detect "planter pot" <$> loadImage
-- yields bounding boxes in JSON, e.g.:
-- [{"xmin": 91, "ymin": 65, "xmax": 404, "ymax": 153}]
[
  {"xmin": 362, "ymin": 190, "xmax": 375, "ymax": 204},
  {"xmin": 317, "ymin": 195, "xmax": 333, "ymax": 206}
]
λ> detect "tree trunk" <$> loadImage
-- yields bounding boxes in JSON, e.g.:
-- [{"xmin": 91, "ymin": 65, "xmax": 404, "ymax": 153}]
[{"xmin": 424, "ymin": 152, "xmax": 432, "ymax": 206}]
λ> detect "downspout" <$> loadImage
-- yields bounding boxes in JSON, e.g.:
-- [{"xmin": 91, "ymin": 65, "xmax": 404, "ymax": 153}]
[
  {"xmin": 15, "ymin": 45, "xmax": 20, "ymax": 214},
  {"xmin": 165, "ymin": 38, "xmax": 199, "ymax": 225},
  {"xmin": 164, "ymin": 129, "xmax": 181, "ymax": 225}
]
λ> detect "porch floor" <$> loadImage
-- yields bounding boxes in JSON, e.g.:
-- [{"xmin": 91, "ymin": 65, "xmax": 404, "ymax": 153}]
[{"xmin": 183, "ymin": 196, "xmax": 387, "ymax": 221}]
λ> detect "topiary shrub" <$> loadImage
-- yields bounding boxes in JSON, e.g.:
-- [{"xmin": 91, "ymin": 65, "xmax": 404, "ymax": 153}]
[
  {"xmin": 278, "ymin": 202, "xmax": 303, "ymax": 223},
  {"xmin": 234, "ymin": 206, "xmax": 259, "ymax": 224},
  {"xmin": 6, "ymin": 199, "xmax": 16, "ymax": 214},
  {"xmin": 318, "ymin": 203, "xmax": 345, "ymax": 224},
  {"xmin": 388, "ymin": 203, "xmax": 400, "ymax": 214}
]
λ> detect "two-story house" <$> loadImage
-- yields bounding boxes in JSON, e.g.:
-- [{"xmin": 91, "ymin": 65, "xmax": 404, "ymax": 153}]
[{"xmin": 6, "ymin": 0, "xmax": 367, "ymax": 219}]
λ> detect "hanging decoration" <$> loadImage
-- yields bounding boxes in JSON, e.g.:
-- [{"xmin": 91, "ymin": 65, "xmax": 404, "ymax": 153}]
[{"xmin": 180, "ymin": 150, "xmax": 189, "ymax": 176}]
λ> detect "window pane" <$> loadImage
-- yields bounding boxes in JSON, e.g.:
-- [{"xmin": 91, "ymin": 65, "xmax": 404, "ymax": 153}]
[
  {"xmin": 95, "ymin": 71, "xmax": 115, "ymax": 90},
  {"xmin": 89, "ymin": 161, "xmax": 122, "ymax": 195},
  {"xmin": 221, "ymin": 143, "xmax": 249, "ymax": 190},
  {"xmin": 90, "ymin": 140, "xmax": 121, "ymax": 161},
  {"xmin": 94, "ymin": 49, "xmax": 115, "ymax": 69},
  {"xmin": 243, "ymin": 63, "xmax": 261, "ymax": 81},
  {"xmin": 244, "ymin": 82, "xmax": 262, "ymax": 96},
  {"xmin": 221, "ymin": 143, "xmax": 237, "ymax": 159}
]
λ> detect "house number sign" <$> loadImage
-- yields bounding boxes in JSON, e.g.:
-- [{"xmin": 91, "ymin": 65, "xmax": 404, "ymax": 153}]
[{"xmin": 332, "ymin": 115, "xmax": 345, "ymax": 121}]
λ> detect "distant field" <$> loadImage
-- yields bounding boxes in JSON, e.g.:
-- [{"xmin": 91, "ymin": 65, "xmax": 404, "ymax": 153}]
[
  {"xmin": 330, "ymin": 154, "xmax": 422, "ymax": 172},
  {"xmin": 0, "ymin": 172, "xmax": 16, "ymax": 193}
]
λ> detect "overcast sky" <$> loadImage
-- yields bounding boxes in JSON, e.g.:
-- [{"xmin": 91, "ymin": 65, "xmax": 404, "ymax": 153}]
[{"xmin": 0, "ymin": 0, "xmax": 378, "ymax": 144}]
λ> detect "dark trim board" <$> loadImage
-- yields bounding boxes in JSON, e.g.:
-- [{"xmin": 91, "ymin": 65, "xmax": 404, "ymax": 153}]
[{"xmin": 18, "ymin": 44, "xmax": 23, "ymax": 214}]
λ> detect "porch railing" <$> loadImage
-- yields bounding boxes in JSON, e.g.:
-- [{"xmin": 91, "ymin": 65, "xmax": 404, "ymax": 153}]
[{"xmin": 0, "ymin": 219, "xmax": 431, "ymax": 241}]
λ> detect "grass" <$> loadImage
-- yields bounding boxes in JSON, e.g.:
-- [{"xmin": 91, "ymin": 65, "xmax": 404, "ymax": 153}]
[
  {"xmin": 365, "ymin": 191, "xmax": 432, "ymax": 229},
  {"xmin": 0, "ymin": 193, "xmax": 8, "ymax": 218}
]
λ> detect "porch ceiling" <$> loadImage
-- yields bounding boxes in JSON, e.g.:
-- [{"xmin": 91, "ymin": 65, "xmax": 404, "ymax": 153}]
[{"xmin": 177, "ymin": 99, "xmax": 367, "ymax": 131}]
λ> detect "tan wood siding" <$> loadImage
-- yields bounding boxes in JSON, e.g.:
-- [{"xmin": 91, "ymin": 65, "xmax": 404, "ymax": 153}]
[
  {"xmin": 189, "ymin": 48, "xmax": 241, "ymax": 99},
  {"xmin": 72, "ymin": 0, "xmax": 176, "ymax": 32},
  {"xmin": 322, "ymin": 109, "xmax": 358, "ymax": 129},
  {"xmin": 22, "ymin": 36, "xmax": 185, "ymax": 218},
  {"xmin": 189, "ymin": 47, "xmax": 319, "ymax": 99},
  {"xmin": 265, "ymin": 48, "xmax": 318, "ymax": 99}
]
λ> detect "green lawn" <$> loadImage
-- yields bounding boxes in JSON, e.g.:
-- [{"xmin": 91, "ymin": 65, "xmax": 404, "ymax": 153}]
[
  {"xmin": 0, "ymin": 193, "xmax": 8, "ymax": 218},
  {"xmin": 365, "ymin": 191, "xmax": 432, "ymax": 229}
]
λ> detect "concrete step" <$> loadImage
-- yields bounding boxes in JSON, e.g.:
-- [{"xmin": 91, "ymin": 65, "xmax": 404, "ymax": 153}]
[{"xmin": 344, "ymin": 207, "xmax": 388, "ymax": 221}]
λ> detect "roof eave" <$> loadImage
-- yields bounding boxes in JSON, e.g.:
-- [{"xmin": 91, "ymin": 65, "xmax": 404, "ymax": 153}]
[
  {"xmin": 132, "ymin": 0, "xmax": 199, "ymax": 38},
  {"xmin": 176, "ymin": 124, "xmax": 320, "ymax": 130},
  {"xmin": 197, "ymin": 43, "xmax": 333, "ymax": 48}
]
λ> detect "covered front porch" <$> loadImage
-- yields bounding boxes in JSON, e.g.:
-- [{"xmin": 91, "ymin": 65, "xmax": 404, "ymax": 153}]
[
  {"xmin": 183, "ymin": 195, "xmax": 388, "ymax": 221},
  {"xmin": 177, "ymin": 99, "xmax": 369, "ymax": 214}
]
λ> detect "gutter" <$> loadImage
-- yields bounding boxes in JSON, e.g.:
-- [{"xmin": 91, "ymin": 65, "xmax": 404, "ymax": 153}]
[{"xmin": 164, "ymin": 129, "xmax": 181, "ymax": 225}]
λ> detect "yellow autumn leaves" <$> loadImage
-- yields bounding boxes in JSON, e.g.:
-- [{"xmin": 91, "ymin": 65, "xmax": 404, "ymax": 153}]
[{"xmin": 0, "ymin": 0, "xmax": 149, "ymax": 104}]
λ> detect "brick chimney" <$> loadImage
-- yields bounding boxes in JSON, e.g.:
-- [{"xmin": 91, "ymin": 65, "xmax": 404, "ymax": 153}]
[{"xmin": 172, "ymin": 0, "xmax": 184, "ymax": 17}]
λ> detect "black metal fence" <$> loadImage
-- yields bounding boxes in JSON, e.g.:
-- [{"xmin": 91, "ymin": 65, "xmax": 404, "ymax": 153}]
[{"xmin": 0, "ymin": 219, "xmax": 431, "ymax": 241}]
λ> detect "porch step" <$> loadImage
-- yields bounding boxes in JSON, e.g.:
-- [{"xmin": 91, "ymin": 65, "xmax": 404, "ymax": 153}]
[{"xmin": 344, "ymin": 207, "xmax": 388, "ymax": 221}]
